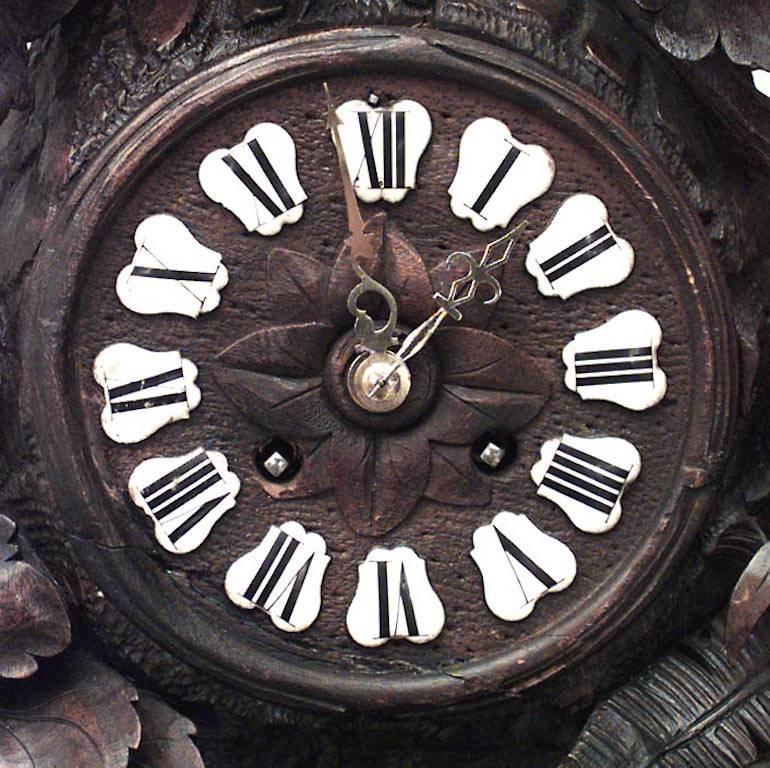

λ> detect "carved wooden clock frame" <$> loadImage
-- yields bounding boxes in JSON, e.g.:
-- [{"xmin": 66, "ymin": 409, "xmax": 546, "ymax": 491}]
[{"xmin": 1, "ymin": 0, "xmax": 768, "ymax": 766}]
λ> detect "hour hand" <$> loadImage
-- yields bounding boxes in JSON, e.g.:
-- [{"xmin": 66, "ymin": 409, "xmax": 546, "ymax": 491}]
[{"xmin": 324, "ymin": 83, "xmax": 379, "ymax": 264}]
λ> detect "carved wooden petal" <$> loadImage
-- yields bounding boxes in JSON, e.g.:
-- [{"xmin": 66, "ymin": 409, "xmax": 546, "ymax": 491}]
[
  {"xmin": 267, "ymin": 248, "xmax": 330, "ymax": 324},
  {"xmin": 127, "ymin": 0, "xmax": 198, "ymax": 50},
  {"xmin": 654, "ymin": 0, "xmax": 719, "ymax": 61},
  {"xmin": 382, "ymin": 220, "xmax": 435, "ymax": 326},
  {"xmin": 133, "ymin": 691, "xmax": 204, "ymax": 768},
  {"xmin": 213, "ymin": 368, "xmax": 336, "ymax": 439},
  {"xmin": 0, "ymin": 651, "xmax": 140, "ymax": 768},
  {"xmin": 329, "ymin": 430, "xmax": 430, "ymax": 536},
  {"xmin": 217, "ymin": 322, "xmax": 336, "ymax": 377},
  {"xmin": 325, "ymin": 213, "xmax": 386, "ymax": 328},
  {"xmin": 427, "ymin": 385, "xmax": 549, "ymax": 446},
  {"xmin": 433, "ymin": 327, "xmax": 551, "ymax": 394},
  {"xmin": 725, "ymin": 540, "xmax": 770, "ymax": 661},
  {"xmin": 254, "ymin": 437, "xmax": 335, "ymax": 500},
  {"xmin": 0, "ymin": 515, "xmax": 70, "ymax": 679},
  {"xmin": 425, "ymin": 443, "xmax": 492, "ymax": 507},
  {"xmin": 717, "ymin": 0, "xmax": 770, "ymax": 69}
]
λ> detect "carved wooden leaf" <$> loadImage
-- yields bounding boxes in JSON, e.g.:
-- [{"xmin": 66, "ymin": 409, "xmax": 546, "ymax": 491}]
[
  {"xmin": 654, "ymin": 0, "xmax": 719, "ymax": 61},
  {"xmin": 127, "ymin": 0, "xmax": 198, "ymax": 50},
  {"xmin": 213, "ymin": 367, "xmax": 335, "ymax": 439},
  {"xmin": 717, "ymin": 0, "xmax": 770, "ymax": 69},
  {"xmin": 217, "ymin": 322, "xmax": 336, "ymax": 377},
  {"xmin": 0, "ymin": 514, "xmax": 70, "ymax": 678},
  {"xmin": 0, "ymin": 651, "xmax": 140, "ymax": 768},
  {"xmin": 425, "ymin": 443, "xmax": 492, "ymax": 507},
  {"xmin": 131, "ymin": 691, "xmax": 204, "ymax": 768},
  {"xmin": 326, "ymin": 213, "xmax": 386, "ymax": 327},
  {"xmin": 329, "ymin": 431, "xmax": 430, "ymax": 536},
  {"xmin": 427, "ymin": 385, "xmax": 549, "ymax": 445},
  {"xmin": 382, "ymin": 220, "xmax": 434, "ymax": 326},
  {"xmin": 267, "ymin": 249, "xmax": 329, "ymax": 323},
  {"xmin": 563, "ymin": 614, "xmax": 770, "ymax": 767},
  {"xmin": 433, "ymin": 327, "xmax": 551, "ymax": 394},
  {"xmin": 726, "ymin": 540, "xmax": 770, "ymax": 661}
]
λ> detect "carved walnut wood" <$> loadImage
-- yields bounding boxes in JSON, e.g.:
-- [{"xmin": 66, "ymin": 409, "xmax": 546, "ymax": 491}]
[
  {"xmin": 215, "ymin": 214, "xmax": 550, "ymax": 535},
  {"xmin": 17, "ymin": 27, "xmax": 738, "ymax": 715}
]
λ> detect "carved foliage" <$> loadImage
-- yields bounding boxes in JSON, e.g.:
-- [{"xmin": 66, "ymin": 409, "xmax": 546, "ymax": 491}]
[
  {"xmin": 0, "ymin": 514, "xmax": 70, "ymax": 678},
  {"xmin": 215, "ymin": 216, "xmax": 550, "ymax": 535}
]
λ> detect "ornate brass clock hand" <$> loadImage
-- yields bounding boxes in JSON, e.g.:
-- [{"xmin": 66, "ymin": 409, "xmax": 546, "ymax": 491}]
[
  {"xmin": 367, "ymin": 222, "xmax": 527, "ymax": 396},
  {"xmin": 325, "ymin": 83, "xmax": 399, "ymax": 354}
]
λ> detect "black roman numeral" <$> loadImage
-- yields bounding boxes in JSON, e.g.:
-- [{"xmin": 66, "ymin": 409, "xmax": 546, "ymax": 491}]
[
  {"xmin": 470, "ymin": 142, "xmax": 521, "ymax": 215},
  {"xmin": 222, "ymin": 137, "xmax": 297, "ymax": 219},
  {"xmin": 107, "ymin": 367, "xmax": 188, "ymax": 413},
  {"xmin": 539, "ymin": 442, "xmax": 631, "ymax": 520},
  {"xmin": 241, "ymin": 529, "xmax": 314, "ymax": 625},
  {"xmin": 574, "ymin": 346, "xmax": 655, "ymax": 388},
  {"xmin": 139, "ymin": 450, "xmax": 229, "ymax": 544},
  {"xmin": 538, "ymin": 224, "xmax": 616, "ymax": 284},
  {"xmin": 493, "ymin": 525, "xmax": 558, "ymax": 604},
  {"xmin": 376, "ymin": 561, "xmax": 419, "ymax": 639},
  {"xmin": 356, "ymin": 110, "xmax": 407, "ymax": 190}
]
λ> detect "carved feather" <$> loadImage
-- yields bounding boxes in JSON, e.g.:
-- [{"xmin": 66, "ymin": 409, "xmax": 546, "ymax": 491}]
[{"xmin": 563, "ymin": 614, "xmax": 770, "ymax": 767}]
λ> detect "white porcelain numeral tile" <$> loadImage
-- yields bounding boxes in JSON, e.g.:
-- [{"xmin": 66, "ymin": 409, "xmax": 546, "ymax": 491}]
[
  {"xmin": 346, "ymin": 546, "xmax": 444, "ymax": 647},
  {"xmin": 198, "ymin": 123, "xmax": 306, "ymax": 236},
  {"xmin": 128, "ymin": 448, "xmax": 240, "ymax": 554},
  {"xmin": 471, "ymin": 512, "xmax": 576, "ymax": 621},
  {"xmin": 525, "ymin": 194, "xmax": 635, "ymax": 299},
  {"xmin": 334, "ymin": 98, "xmax": 432, "ymax": 203},
  {"xmin": 93, "ymin": 343, "xmax": 201, "ymax": 444},
  {"xmin": 563, "ymin": 309, "xmax": 667, "ymax": 411},
  {"xmin": 530, "ymin": 434, "xmax": 641, "ymax": 534},
  {"xmin": 224, "ymin": 521, "xmax": 329, "ymax": 633},
  {"xmin": 116, "ymin": 214, "xmax": 228, "ymax": 318},
  {"xmin": 448, "ymin": 117, "xmax": 555, "ymax": 232}
]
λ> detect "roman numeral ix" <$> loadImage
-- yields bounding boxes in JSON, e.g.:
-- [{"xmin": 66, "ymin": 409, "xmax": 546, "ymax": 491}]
[
  {"xmin": 222, "ymin": 138, "xmax": 297, "ymax": 219},
  {"xmin": 538, "ymin": 224, "xmax": 617, "ymax": 284},
  {"xmin": 539, "ymin": 442, "xmax": 631, "ymax": 521},
  {"xmin": 356, "ymin": 110, "xmax": 407, "ymax": 190},
  {"xmin": 139, "ymin": 450, "xmax": 229, "ymax": 545}
]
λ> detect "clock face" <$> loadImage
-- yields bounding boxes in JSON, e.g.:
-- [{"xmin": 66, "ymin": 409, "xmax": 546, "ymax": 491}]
[{"xmin": 25, "ymin": 30, "xmax": 735, "ymax": 710}]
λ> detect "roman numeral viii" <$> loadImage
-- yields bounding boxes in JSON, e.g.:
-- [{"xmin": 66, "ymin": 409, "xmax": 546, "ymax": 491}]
[{"xmin": 139, "ymin": 449, "xmax": 230, "ymax": 545}]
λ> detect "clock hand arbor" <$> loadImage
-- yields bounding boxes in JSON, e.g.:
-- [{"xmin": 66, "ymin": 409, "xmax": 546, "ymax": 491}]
[{"xmin": 367, "ymin": 222, "xmax": 527, "ymax": 398}]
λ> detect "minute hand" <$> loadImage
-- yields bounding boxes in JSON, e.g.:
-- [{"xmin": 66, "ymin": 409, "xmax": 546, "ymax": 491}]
[{"xmin": 367, "ymin": 223, "xmax": 526, "ymax": 397}]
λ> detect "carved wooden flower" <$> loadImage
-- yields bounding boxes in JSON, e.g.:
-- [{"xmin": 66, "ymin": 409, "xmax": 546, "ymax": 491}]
[
  {"xmin": 635, "ymin": 0, "xmax": 770, "ymax": 70},
  {"xmin": 215, "ymin": 214, "xmax": 551, "ymax": 536}
]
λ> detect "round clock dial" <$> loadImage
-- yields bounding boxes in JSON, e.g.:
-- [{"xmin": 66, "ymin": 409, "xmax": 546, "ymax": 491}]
[{"xmin": 24, "ymin": 29, "xmax": 736, "ymax": 710}]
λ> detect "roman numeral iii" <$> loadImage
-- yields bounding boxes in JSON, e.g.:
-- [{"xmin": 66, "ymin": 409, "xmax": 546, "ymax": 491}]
[{"xmin": 530, "ymin": 434, "xmax": 642, "ymax": 534}]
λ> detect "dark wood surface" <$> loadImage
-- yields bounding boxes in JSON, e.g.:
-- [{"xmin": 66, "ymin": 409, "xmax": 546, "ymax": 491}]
[
  {"xmin": 1, "ymin": 0, "xmax": 768, "ymax": 765},
  {"xmin": 20, "ymin": 30, "xmax": 736, "ymax": 711}
]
